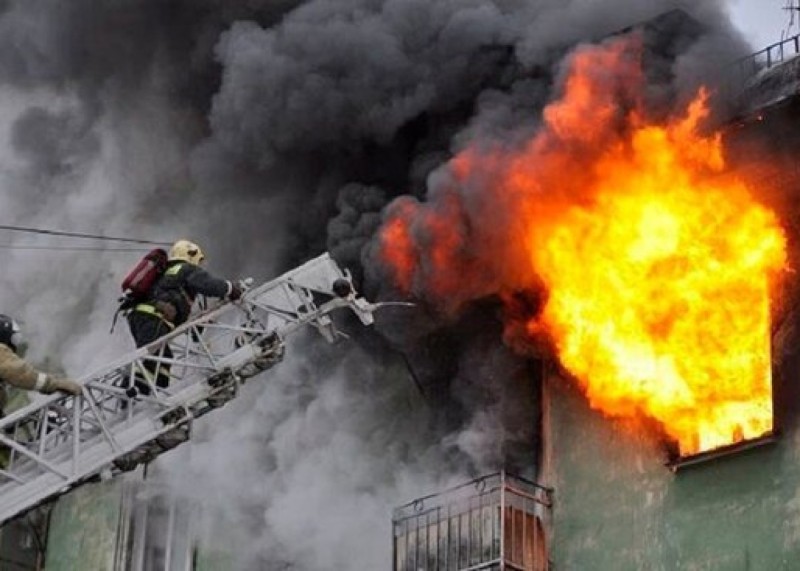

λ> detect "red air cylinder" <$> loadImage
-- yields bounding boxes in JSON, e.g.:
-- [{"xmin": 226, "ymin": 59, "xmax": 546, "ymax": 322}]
[{"xmin": 121, "ymin": 248, "xmax": 168, "ymax": 298}]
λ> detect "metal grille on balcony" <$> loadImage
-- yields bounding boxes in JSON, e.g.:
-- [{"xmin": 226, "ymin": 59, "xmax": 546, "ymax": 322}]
[{"xmin": 392, "ymin": 472, "xmax": 552, "ymax": 571}]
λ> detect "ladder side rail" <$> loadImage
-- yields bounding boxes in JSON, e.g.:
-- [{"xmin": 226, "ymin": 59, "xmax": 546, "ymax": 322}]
[
  {"xmin": 0, "ymin": 413, "xmax": 198, "ymax": 521},
  {"xmin": 0, "ymin": 294, "xmax": 250, "ymax": 428},
  {"xmin": 0, "ymin": 349, "xmax": 189, "ymax": 473},
  {"xmin": 0, "ymin": 317, "xmax": 233, "ymax": 488},
  {"xmin": 0, "ymin": 290, "xmax": 322, "ymax": 474}
]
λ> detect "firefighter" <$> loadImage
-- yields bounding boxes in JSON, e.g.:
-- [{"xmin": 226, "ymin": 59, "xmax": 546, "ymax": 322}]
[
  {"xmin": 126, "ymin": 239, "xmax": 242, "ymax": 391},
  {"xmin": 0, "ymin": 314, "xmax": 82, "ymax": 416}
]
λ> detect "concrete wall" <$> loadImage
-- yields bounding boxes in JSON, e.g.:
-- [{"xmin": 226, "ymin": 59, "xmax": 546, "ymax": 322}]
[
  {"xmin": 0, "ymin": 516, "xmax": 44, "ymax": 571},
  {"xmin": 42, "ymin": 473, "xmax": 226, "ymax": 571},
  {"xmin": 542, "ymin": 365, "xmax": 800, "ymax": 571},
  {"xmin": 44, "ymin": 480, "xmax": 127, "ymax": 571},
  {"xmin": 194, "ymin": 549, "xmax": 236, "ymax": 571}
]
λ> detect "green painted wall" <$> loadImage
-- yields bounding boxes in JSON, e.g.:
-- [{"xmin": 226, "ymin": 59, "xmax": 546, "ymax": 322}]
[
  {"xmin": 194, "ymin": 548, "xmax": 236, "ymax": 571},
  {"xmin": 44, "ymin": 480, "xmax": 125, "ymax": 571},
  {"xmin": 544, "ymin": 373, "xmax": 800, "ymax": 571}
]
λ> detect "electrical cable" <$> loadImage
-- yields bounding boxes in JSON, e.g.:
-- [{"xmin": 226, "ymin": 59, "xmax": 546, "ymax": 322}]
[
  {"xmin": 0, "ymin": 224, "xmax": 171, "ymax": 246},
  {"xmin": 0, "ymin": 244, "xmax": 151, "ymax": 252}
]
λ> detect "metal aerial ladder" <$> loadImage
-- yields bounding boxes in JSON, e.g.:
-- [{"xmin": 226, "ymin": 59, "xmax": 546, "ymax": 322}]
[{"xmin": 0, "ymin": 253, "xmax": 386, "ymax": 525}]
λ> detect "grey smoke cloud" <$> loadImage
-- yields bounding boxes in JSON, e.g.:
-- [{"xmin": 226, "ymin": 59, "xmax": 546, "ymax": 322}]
[
  {"xmin": 0, "ymin": 0, "xmax": 756, "ymax": 567},
  {"xmin": 160, "ymin": 339, "xmax": 473, "ymax": 569},
  {"xmin": 327, "ymin": 183, "xmax": 386, "ymax": 278}
]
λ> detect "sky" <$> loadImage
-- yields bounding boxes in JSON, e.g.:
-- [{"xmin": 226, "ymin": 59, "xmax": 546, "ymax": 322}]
[{"xmin": 729, "ymin": 0, "xmax": 799, "ymax": 50}]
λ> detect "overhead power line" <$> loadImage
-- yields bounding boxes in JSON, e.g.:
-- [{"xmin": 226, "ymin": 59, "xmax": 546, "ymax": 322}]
[
  {"xmin": 0, "ymin": 224, "xmax": 171, "ymax": 246},
  {"xmin": 0, "ymin": 244, "xmax": 151, "ymax": 252}
]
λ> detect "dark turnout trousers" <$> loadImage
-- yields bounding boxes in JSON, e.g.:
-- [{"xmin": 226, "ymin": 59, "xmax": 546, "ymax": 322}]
[{"xmin": 127, "ymin": 310, "xmax": 174, "ymax": 392}]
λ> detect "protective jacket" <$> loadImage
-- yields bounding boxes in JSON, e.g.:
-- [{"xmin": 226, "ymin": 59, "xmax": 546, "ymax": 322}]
[
  {"xmin": 0, "ymin": 343, "xmax": 59, "ymax": 411},
  {"xmin": 138, "ymin": 261, "xmax": 232, "ymax": 327}
]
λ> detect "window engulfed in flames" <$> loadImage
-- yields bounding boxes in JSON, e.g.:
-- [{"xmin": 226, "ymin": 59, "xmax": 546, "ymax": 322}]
[
  {"xmin": 379, "ymin": 36, "xmax": 788, "ymax": 458},
  {"xmin": 526, "ymin": 111, "xmax": 783, "ymax": 456}
]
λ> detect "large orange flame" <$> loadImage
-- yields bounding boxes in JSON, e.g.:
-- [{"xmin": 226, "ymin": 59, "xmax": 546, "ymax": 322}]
[{"xmin": 379, "ymin": 36, "xmax": 788, "ymax": 456}]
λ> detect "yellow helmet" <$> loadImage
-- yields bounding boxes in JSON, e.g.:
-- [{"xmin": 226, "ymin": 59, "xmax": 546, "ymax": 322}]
[{"xmin": 168, "ymin": 239, "xmax": 205, "ymax": 265}]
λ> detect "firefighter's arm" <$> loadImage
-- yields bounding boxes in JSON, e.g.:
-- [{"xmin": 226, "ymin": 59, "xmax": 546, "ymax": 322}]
[
  {"xmin": 185, "ymin": 266, "xmax": 240, "ymax": 300},
  {"xmin": 0, "ymin": 345, "xmax": 81, "ymax": 396}
]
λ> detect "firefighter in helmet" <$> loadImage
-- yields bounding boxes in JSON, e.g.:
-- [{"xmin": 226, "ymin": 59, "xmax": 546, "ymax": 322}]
[
  {"xmin": 127, "ymin": 239, "xmax": 242, "ymax": 391},
  {"xmin": 0, "ymin": 314, "xmax": 82, "ymax": 415}
]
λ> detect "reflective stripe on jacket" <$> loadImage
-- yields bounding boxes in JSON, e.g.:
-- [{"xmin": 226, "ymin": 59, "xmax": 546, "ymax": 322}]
[{"xmin": 133, "ymin": 303, "xmax": 177, "ymax": 329}]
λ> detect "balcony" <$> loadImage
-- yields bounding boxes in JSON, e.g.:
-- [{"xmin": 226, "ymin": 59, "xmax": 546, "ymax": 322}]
[
  {"xmin": 729, "ymin": 34, "xmax": 800, "ymax": 114},
  {"xmin": 392, "ymin": 472, "xmax": 552, "ymax": 571}
]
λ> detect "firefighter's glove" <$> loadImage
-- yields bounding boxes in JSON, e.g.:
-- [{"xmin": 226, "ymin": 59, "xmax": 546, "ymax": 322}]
[
  {"xmin": 227, "ymin": 281, "xmax": 243, "ymax": 302},
  {"xmin": 41, "ymin": 376, "xmax": 83, "ymax": 396}
]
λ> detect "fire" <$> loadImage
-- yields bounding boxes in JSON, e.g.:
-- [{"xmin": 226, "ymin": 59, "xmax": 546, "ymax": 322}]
[
  {"xmin": 529, "ymin": 126, "xmax": 784, "ymax": 455},
  {"xmin": 379, "ymin": 36, "xmax": 787, "ymax": 456}
]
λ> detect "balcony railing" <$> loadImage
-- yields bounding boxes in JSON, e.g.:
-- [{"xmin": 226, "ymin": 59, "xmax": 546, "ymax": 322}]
[
  {"xmin": 735, "ymin": 34, "xmax": 800, "ymax": 81},
  {"xmin": 392, "ymin": 472, "xmax": 552, "ymax": 571},
  {"xmin": 727, "ymin": 34, "xmax": 800, "ymax": 113}
]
